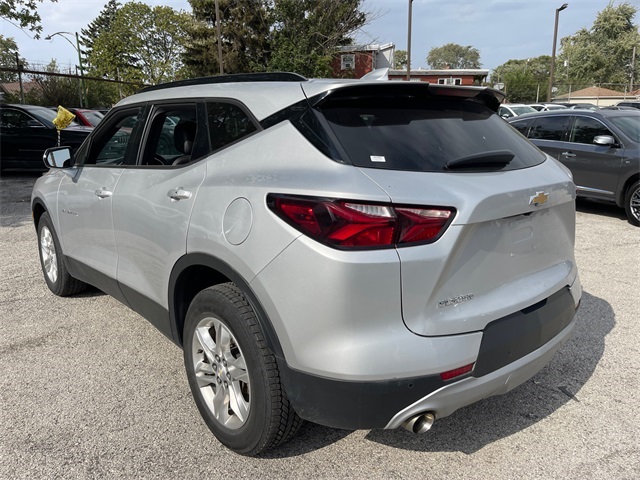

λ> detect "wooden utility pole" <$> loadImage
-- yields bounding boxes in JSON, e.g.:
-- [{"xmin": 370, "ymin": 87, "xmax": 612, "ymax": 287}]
[{"xmin": 15, "ymin": 52, "xmax": 24, "ymax": 104}]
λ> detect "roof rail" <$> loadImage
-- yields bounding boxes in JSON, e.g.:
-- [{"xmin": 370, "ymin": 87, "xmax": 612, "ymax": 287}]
[{"xmin": 139, "ymin": 72, "xmax": 308, "ymax": 93}]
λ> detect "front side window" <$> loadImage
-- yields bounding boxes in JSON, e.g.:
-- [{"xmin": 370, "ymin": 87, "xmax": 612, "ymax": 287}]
[
  {"xmin": 528, "ymin": 116, "xmax": 570, "ymax": 141},
  {"xmin": 569, "ymin": 116, "xmax": 613, "ymax": 144},
  {"xmin": 83, "ymin": 108, "xmax": 146, "ymax": 166}
]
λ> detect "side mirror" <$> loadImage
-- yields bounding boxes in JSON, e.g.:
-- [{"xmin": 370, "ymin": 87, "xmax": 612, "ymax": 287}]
[
  {"xmin": 593, "ymin": 135, "xmax": 616, "ymax": 147},
  {"xmin": 43, "ymin": 146, "xmax": 72, "ymax": 169}
]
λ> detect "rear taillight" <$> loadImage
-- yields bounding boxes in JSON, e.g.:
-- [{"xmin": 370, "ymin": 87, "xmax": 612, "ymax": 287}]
[{"xmin": 268, "ymin": 194, "xmax": 455, "ymax": 249}]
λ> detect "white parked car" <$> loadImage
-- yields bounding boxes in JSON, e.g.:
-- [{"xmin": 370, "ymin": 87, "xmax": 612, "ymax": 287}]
[{"xmin": 498, "ymin": 104, "xmax": 537, "ymax": 119}]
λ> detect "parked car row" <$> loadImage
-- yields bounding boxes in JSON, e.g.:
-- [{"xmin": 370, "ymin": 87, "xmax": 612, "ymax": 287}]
[
  {"xmin": 0, "ymin": 104, "xmax": 94, "ymax": 171},
  {"xmin": 507, "ymin": 108, "xmax": 640, "ymax": 226}
]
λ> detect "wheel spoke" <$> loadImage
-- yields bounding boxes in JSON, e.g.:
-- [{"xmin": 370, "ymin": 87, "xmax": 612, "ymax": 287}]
[
  {"xmin": 195, "ymin": 326, "xmax": 217, "ymax": 365},
  {"xmin": 195, "ymin": 361, "xmax": 216, "ymax": 387},
  {"xmin": 226, "ymin": 355, "xmax": 249, "ymax": 384},
  {"xmin": 228, "ymin": 382, "xmax": 249, "ymax": 423},
  {"xmin": 212, "ymin": 383, "xmax": 229, "ymax": 423}
]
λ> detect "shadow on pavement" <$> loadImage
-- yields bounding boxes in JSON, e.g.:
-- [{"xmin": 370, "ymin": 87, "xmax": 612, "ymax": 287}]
[{"xmin": 576, "ymin": 198, "xmax": 628, "ymax": 223}]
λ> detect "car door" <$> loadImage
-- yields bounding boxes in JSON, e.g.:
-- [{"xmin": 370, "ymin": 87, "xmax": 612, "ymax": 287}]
[
  {"xmin": 0, "ymin": 107, "xmax": 55, "ymax": 167},
  {"xmin": 111, "ymin": 101, "xmax": 209, "ymax": 337},
  {"xmin": 57, "ymin": 106, "xmax": 147, "ymax": 301},
  {"xmin": 526, "ymin": 114, "xmax": 571, "ymax": 161},
  {"xmin": 560, "ymin": 115, "xmax": 624, "ymax": 199}
]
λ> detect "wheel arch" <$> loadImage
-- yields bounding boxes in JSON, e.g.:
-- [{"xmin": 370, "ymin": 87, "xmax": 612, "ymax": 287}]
[
  {"xmin": 32, "ymin": 197, "xmax": 47, "ymax": 231},
  {"xmin": 618, "ymin": 172, "xmax": 640, "ymax": 206},
  {"xmin": 168, "ymin": 253, "xmax": 285, "ymax": 359}
]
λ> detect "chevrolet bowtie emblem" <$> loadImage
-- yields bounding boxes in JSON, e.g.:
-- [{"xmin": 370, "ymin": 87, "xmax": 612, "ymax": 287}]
[{"xmin": 529, "ymin": 191, "xmax": 549, "ymax": 207}]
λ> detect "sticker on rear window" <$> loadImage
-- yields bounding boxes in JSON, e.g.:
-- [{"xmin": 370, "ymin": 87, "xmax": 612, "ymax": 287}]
[{"xmin": 370, "ymin": 155, "xmax": 386, "ymax": 163}]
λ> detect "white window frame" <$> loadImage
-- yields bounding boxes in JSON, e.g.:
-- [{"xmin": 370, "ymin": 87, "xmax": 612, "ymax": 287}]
[
  {"xmin": 341, "ymin": 54, "xmax": 355, "ymax": 70},
  {"xmin": 438, "ymin": 77, "xmax": 463, "ymax": 85}
]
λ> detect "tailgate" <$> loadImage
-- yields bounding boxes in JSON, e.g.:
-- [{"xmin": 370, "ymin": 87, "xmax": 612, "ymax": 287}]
[{"xmin": 360, "ymin": 158, "xmax": 578, "ymax": 336}]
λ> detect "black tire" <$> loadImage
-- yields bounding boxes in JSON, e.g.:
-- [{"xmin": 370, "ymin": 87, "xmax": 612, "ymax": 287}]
[
  {"xmin": 183, "ymin": 283, "xmax": 302, "ymax": 456},
  {"xmin": 37, "ymin": 212, "xmax": 87, "ymax": 296},
  {"xmin": 624, "ymin": 180, "xmax": 640, "ymax": 227}
]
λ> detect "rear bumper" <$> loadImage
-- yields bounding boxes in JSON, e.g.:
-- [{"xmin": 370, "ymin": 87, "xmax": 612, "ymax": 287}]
[
  {"xmin": 280, "ymin": 285, "xmax": 578, "ymax": 430},
  {"xmin": 384, "ymin": 314, "xmax": 576, "ymax": 429}
]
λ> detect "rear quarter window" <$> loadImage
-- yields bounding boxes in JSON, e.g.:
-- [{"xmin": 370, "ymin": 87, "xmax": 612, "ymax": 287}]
[{"xmin": 319, "ymin": 97, "xmax": 545, "ymax": 172}]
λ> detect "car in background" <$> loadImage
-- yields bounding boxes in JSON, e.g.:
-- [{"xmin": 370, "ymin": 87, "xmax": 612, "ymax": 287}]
[
  {"xmin": 615, "ymin": 101, "xmax": 640, "ymax": 110},
  {"xmin": 497, "ymin": 103, "xmax": 538, "ymax": 119},
  {"xmin": 508, "ymin": 109, "xmax": 640, "ymax": 225},
  {"xmin": 31, "ymin": 74, "xmax": 581, "ymax": 455},
  {"xmin": 0, "ymin": 104, "xmax": 93, "ymax": 171},
  {"xmin": 555, "ymin": 103, "xmax": 600, "ymax": 111},
  {"xmin": 529, "ymin": 103, "xmax": 568, "ymax": 112},
  {"xmin": 67, "ymin": 108, "xmax": 105, "ymax": 127}
]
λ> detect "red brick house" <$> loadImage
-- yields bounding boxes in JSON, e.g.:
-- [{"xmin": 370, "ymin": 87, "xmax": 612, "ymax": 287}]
[
  {"xmin": 387, "ymin": 69, "xmax": 489, "ymax": 86},
  {"xmin": 331, "ymin": 43, "xmax": 395, "ymax": 79}
]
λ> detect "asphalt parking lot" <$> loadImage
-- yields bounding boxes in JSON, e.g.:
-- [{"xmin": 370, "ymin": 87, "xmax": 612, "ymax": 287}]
[{"xmin": 1, "ymin": 171, "xmax": 639, "ymax": 479}]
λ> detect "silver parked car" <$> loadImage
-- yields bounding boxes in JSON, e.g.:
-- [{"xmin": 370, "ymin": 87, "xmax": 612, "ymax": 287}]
[{"xmin": 32, "ymin": 73, "xmax": 581, "ymax": 455}]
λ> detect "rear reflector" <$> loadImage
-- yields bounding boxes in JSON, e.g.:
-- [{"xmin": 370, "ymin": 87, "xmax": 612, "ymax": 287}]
[
  {"xmin": 268, "ymin": 194, "xmax": 455, "ymax": 249},
  {"xmin": 440, "ymin": 363, "xmax": 474, "ymax": 381}
]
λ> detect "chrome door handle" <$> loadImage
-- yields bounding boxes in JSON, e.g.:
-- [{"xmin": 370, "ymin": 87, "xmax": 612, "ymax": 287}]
[
  {"xmin": 167, "ymin": 188, "xmax": 192, "ymax": 201},
  {"xmin": 561, "ymin": 152, "xmax": 576, "ymax": 158},
  {"xmin": 95, "ymin": 188, "xmax": 113, "ymax": 198}
]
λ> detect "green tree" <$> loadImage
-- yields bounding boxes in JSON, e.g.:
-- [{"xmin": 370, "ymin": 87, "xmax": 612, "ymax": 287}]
[
  {"xmin": 268, "ymin": 0, "xmax": 367, "ymax": 78},
  {"xmin": 89, "ymin": 1, "xmax": 189, "ymax": 86},
  {"xmin": 183, "ymin": 0, "xmax": 271, "ymax": 77},
  {"xmin": 558, "ymin": 2, "xmax": 640, "ymax": 88},
  {"xmin": 491, "ymin": 56, "xmax": 551, "ymax": 102},
  {"xmin": 0, "ymin": 0, "xmax": 56, "ymax": 39},
  {"xmin": 393, "ymin": 49, "xmax": 407, "ymax": 70},
  {"xmin": 79, "ymin": 0, "xmax": 121, "ymax": 65},
  {"xmin": 426, "ymin": 43, "xmax": 481, "ymax": 69},
  {"xmin": 0, "ymin": 35, "xmax": 26, "ymax": 82},
  {"xmin": 28, "ymin": 60, "xmax": 83, "ymax": 106}
]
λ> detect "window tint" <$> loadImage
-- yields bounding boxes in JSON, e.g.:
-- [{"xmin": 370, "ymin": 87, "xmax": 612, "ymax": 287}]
[
  {"xmin": 528, "ymin": 116, "xmax": 569, "ymax": 141},
  {"xmin": 319, "ymin": 97, "xmax": 545, "ymax": 172},
  {"xmin": 84, "ymin": 108, "xmax": 145, "ymax": 166},
  {"xmin": 140, "ymin": 104, "xmax": 205, "ymax": 166},
  {"xmin": 1, "ymin": 108, "xmax": 38, "ymax": 128},
  {"xmin": 510, "ymin": 118, "xmax": 532, "ymax": 136},
  {"xmin": 207, "ymin": 102, "xmax": 257, "ymax": 152},
  {"xmin": 609, "ymin": 115, "xmax": 640, "ymax": 142},
  {"xmin": 569, "ymin": 116, "xmax": 612, "ymax": 144}
]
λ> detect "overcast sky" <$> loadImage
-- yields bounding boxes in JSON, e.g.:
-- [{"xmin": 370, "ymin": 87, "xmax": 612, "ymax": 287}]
[{"xmin": 1, "ymin": 0, "xmax": 618, "ymax": 73}]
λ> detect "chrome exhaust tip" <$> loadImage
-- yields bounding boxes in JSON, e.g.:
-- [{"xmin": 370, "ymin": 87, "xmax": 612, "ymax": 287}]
[{"xmin": 401, "ymin": 412, "xmax": 435, "ymax": 434}]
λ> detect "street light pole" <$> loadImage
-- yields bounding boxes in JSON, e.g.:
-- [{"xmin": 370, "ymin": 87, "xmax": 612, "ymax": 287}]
[
  {"xmin": 45, "ymin": 31, "xmax": 87, "ymax": 107},
  {"xmin": 547, "ymin": 3, "xmax": 568, "ymax": 102},
  {"xmin": 406, "ymin": 0, "xmax": 413, "ymax": 81}
]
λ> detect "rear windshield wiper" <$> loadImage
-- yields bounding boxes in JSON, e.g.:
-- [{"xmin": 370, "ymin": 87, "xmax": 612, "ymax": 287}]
[{"xmin": 445, "ymin": 150, "xmax": 514, "ymax": 170}]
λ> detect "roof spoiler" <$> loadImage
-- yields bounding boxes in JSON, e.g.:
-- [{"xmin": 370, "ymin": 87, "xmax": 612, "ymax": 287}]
[{"xmin": 311, "ymin": 82, "xmax": 506, "ymax": 113}]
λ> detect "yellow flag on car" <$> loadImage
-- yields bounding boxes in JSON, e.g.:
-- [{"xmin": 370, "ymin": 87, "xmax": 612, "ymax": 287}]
[{"xmin": 52, "ymin": 106, "xmax": 75, "ymax": 131}]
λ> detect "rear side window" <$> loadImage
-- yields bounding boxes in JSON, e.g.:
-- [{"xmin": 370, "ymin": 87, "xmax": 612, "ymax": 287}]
[
  {"xmin": 319, "ymin": 97, "xmax": 545, "ymax": 172},
  {"xmin": 207, "ymin": 102, "xmax": 257, "ymax": 152},
  {"xmin": 529, "ymin": 116, "xmax": 570, "ymax": 141},
  {"xmin": 510, "ymin": 118, "xmax": 533, "ymax": 136}
]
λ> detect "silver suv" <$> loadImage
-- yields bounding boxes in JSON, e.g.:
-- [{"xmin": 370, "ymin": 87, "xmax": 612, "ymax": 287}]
[{"xmin": 32, "ymin": 73, "xmax": 581, "ymax": 455}]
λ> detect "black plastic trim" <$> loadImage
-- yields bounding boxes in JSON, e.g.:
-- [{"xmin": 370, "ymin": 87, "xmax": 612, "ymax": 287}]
[
  {"xmin": 168, "ymin": 253, "xmax": 284, "ymax": 358},
  {"xmin": 139, "ymin": 72, "xmax": 307, "ymax": 93},
  {"xmin": 118, "ymin": 283, "xmax": 174, "ymax": 342},
  {"xmin": 280, "ymin": 366, "xmax": 445, "ymax": 429},
  {"xmin": 473, "ymin": 286, "xmax": 576, "ymax": 377},
  {"xmin": 64, "ymin": 255, "xmax": 130, "ymax": 308}
]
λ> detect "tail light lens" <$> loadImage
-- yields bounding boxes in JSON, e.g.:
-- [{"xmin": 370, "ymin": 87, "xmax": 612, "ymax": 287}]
[{"xmin": 268, "ymin": 194, "xmax": 455, "ymax": 249}]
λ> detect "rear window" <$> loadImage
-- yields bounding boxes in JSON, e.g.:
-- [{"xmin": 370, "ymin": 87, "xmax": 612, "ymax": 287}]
[{"xmin": 318, "ymin": 97, "xmax": 545, "ymax": 172}]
